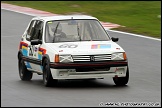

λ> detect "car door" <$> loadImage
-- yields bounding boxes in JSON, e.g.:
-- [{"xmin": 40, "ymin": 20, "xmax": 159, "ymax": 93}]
[
  {"xmin": 24, "ymin": 19, "xmax": 42, "ymax": 72},
  {"xmin": 24, "ymin": 19, "xmax": 37, "ymax": 71},
  {"xmin": 30, "ymin": 20, "xmax": 44, "ymax": 73}
]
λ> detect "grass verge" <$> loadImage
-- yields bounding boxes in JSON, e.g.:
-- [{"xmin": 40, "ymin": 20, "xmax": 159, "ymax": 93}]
[{"xmin": 2, "ymin": 1, "xmax": 161, "ymax": 38}]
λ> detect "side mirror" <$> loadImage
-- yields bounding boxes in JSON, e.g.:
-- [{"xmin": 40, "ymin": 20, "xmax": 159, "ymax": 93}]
[
  {"xmin": 111, "ymin": 37, "xmax": 119, "ymax": 42},
  {"xmin": 31, "ymin": 39, "xmax": 42, "ymax": 45}
]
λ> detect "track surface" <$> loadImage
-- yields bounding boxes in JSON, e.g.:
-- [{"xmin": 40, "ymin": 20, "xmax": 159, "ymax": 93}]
[{"xmin": 1, "ymin": 9, "xmax": 161, "ymax": 107}]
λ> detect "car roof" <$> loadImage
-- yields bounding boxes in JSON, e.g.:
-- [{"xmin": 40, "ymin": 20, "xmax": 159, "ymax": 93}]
[{"xmin": 32, "ymin": 15, "xmax": 98, "ymax": 22}]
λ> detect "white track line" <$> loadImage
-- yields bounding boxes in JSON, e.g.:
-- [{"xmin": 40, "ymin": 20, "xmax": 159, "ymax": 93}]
[{"xmin": 2, "ymin": 8, "xmax": 161, "ymax": 41}]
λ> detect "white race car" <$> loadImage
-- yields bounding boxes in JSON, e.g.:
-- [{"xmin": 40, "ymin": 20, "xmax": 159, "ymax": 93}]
[{"xmin": 18, "ymin": 15, "xmax": 129, "ymax": 87}]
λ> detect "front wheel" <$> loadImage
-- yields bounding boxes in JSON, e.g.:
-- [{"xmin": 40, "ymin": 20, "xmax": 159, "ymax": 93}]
[
  {"xmin": 113, "ymin": 67, "xmax": 129, "ymax": 86},
  {"xmin": 43, "ymin": 59, "xmax": 58, "ymax": 87},
  {"xmin": 18, "ymin": 58, "xmax": 33, "ymax": 81}
]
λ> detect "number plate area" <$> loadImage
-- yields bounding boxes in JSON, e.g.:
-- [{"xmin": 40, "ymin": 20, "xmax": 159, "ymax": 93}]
[{"xmin": 75, "ymin": 67, "xmax": 110, "ymax": 72}]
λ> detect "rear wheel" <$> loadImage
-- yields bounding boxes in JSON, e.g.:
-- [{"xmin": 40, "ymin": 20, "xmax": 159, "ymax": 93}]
[
  {"xmin": 113, "ymin": 67, "xmax": 129, "ymax": 86},
  {"xmin": 18, "ymin": 58, "xmax": 33, "ymax": 81},
  {"xmin": 43, "ymin": 59, "xmax": 58, "ymax": 87}
]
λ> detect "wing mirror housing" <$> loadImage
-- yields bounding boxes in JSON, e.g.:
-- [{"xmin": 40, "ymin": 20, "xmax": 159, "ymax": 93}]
[
  {"xmin": 111, "ymin": 37, "xmax": 119, "ymax": 42},
  {"xmin": 31, "ymin": 39, "xmax": 42, "ymax": 45}
]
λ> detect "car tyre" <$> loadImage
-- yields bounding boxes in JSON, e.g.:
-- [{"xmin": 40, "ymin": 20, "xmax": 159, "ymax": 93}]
[
  {"xmin": 113, "ymin": 67, "xmax": 129, "ymax": 86},
  {"xmin": 43, "ymin": 59, "xmax": 58, "ymax": 87},
  {"xmin": 18, "ymin": 58, "xmax": 33, "ymax": 81}
]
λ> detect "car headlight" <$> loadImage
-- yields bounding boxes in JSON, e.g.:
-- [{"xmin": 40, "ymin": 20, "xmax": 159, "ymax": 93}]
[
  {"xmin": 111, "ymin": 52, "xmax": 127, "ymax": 60},
  {"xmin": 55, "ymin": 54, "xmax": 73, "ymax": 63}
]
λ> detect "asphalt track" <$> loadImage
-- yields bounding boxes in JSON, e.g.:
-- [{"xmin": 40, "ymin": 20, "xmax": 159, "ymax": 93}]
[{"xmin": 1, "ymin": 9, "xmax": 161, "ymax": 107}]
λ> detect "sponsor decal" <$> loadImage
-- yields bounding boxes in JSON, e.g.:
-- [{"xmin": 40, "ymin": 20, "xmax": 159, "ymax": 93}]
[
  {"xmin": 20, "ymin": 42, "xmax": 28, "ymax": 56},
  {"xmin": 19, "ymin": 41, "xmax": 28, "ymax": 49},
  {"xmin": 38, "ymin": 48, "xmax": 46, "ymax": 71},
  {"xmin": 59, "ymin": 44, "xmax": 78, "ymax": 48},
  {"xmin": 48, "ymin": 21, "xmax": 53, "ymax": 24},
  {"xmin": 26, "ymin": 62, "xmax": 32, "ymax": 69},
  {"xmin": 38, "ymin": 47, "xmax": 46, "ymax": 60},
  {"xmin": 22, "ymin": 48, "xmax": 28, "ymax": 56},
  {"xmin": 91, "ymin": 44, "xmax": 111, "ymax": 49},
  {"xmin": 59, "ymin": 50, "xmax": 63, "ymax": 52}
]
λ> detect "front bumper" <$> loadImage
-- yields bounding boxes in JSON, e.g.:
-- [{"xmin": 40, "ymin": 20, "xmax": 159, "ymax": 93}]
[
  {"xmin": 49, "ymin": 61, "xmax": 128, "ymax": 79},
  {"xmin": 50, "ymin": 61, "xmax": 128, "ymax": 69}
]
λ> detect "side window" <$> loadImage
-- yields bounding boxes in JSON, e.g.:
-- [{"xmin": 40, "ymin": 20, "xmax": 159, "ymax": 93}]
[
  {"xmin": 38, "ymin": 21, "xmax": 44, "ymax": 40},
  {"xmin": 26, "ymin": 20, "xmax": 36, "ymax": 41},
  {"xmin": 30, "ymin": 20, "xmax": 44, "ymax": 41}
]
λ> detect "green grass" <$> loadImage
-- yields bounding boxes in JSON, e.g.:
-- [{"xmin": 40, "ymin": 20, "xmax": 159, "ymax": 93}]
[{"xmin": 2, "ymin": 1, "xmax": 161, "ymax": 38}]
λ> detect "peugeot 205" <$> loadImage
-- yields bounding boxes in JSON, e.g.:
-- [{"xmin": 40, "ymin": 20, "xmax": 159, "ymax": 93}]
[{"xmin": 18, "ymin": 15, "xmax": 129, "ymax": 87}]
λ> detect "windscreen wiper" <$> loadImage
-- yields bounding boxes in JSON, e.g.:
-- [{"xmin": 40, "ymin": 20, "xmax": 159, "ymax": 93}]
[
  {"xmin": 53, "ymin": 22, "xmax": 60, "ymax": 43},
  {"xmin": 77, "ymin": 24, "xmax": 81, "ymax": 41}
]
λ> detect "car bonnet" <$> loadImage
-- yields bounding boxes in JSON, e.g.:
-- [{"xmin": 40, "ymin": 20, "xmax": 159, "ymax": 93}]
[{"xmin": 45, "ymin": 41, "xmax": 125, "ymax": 55}]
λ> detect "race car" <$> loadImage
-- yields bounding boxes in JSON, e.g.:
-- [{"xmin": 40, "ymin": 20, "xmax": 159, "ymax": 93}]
[{"xmin": 17, "ymin": 15, "xmax": 129, "ymax": 87}]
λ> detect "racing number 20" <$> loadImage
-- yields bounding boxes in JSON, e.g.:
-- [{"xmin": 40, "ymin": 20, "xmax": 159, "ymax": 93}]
[{"xmin": 29, "ymin": 45, "xmax": 34, "ymax": 56}]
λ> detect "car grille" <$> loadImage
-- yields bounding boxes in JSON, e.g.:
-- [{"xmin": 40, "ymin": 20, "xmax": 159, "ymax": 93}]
[{"xmin": 72, "ymin": 54, "xmax": 111, "ymax": 62}]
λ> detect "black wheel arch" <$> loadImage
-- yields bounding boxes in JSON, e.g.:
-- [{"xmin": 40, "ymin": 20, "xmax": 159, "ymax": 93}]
[
  {"xmin": 42, "ymin": 54, "xmax": 50, "ymax": 66},
  {"xmin": 18, "ymin": 50, "xmax": 23, "ymax": 60}
]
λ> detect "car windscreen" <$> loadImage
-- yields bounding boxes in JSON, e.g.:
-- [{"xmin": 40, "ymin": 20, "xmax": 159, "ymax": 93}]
[{"xmin": 45, "ymin": 19, "xmax": 110, "ymax": 43}]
